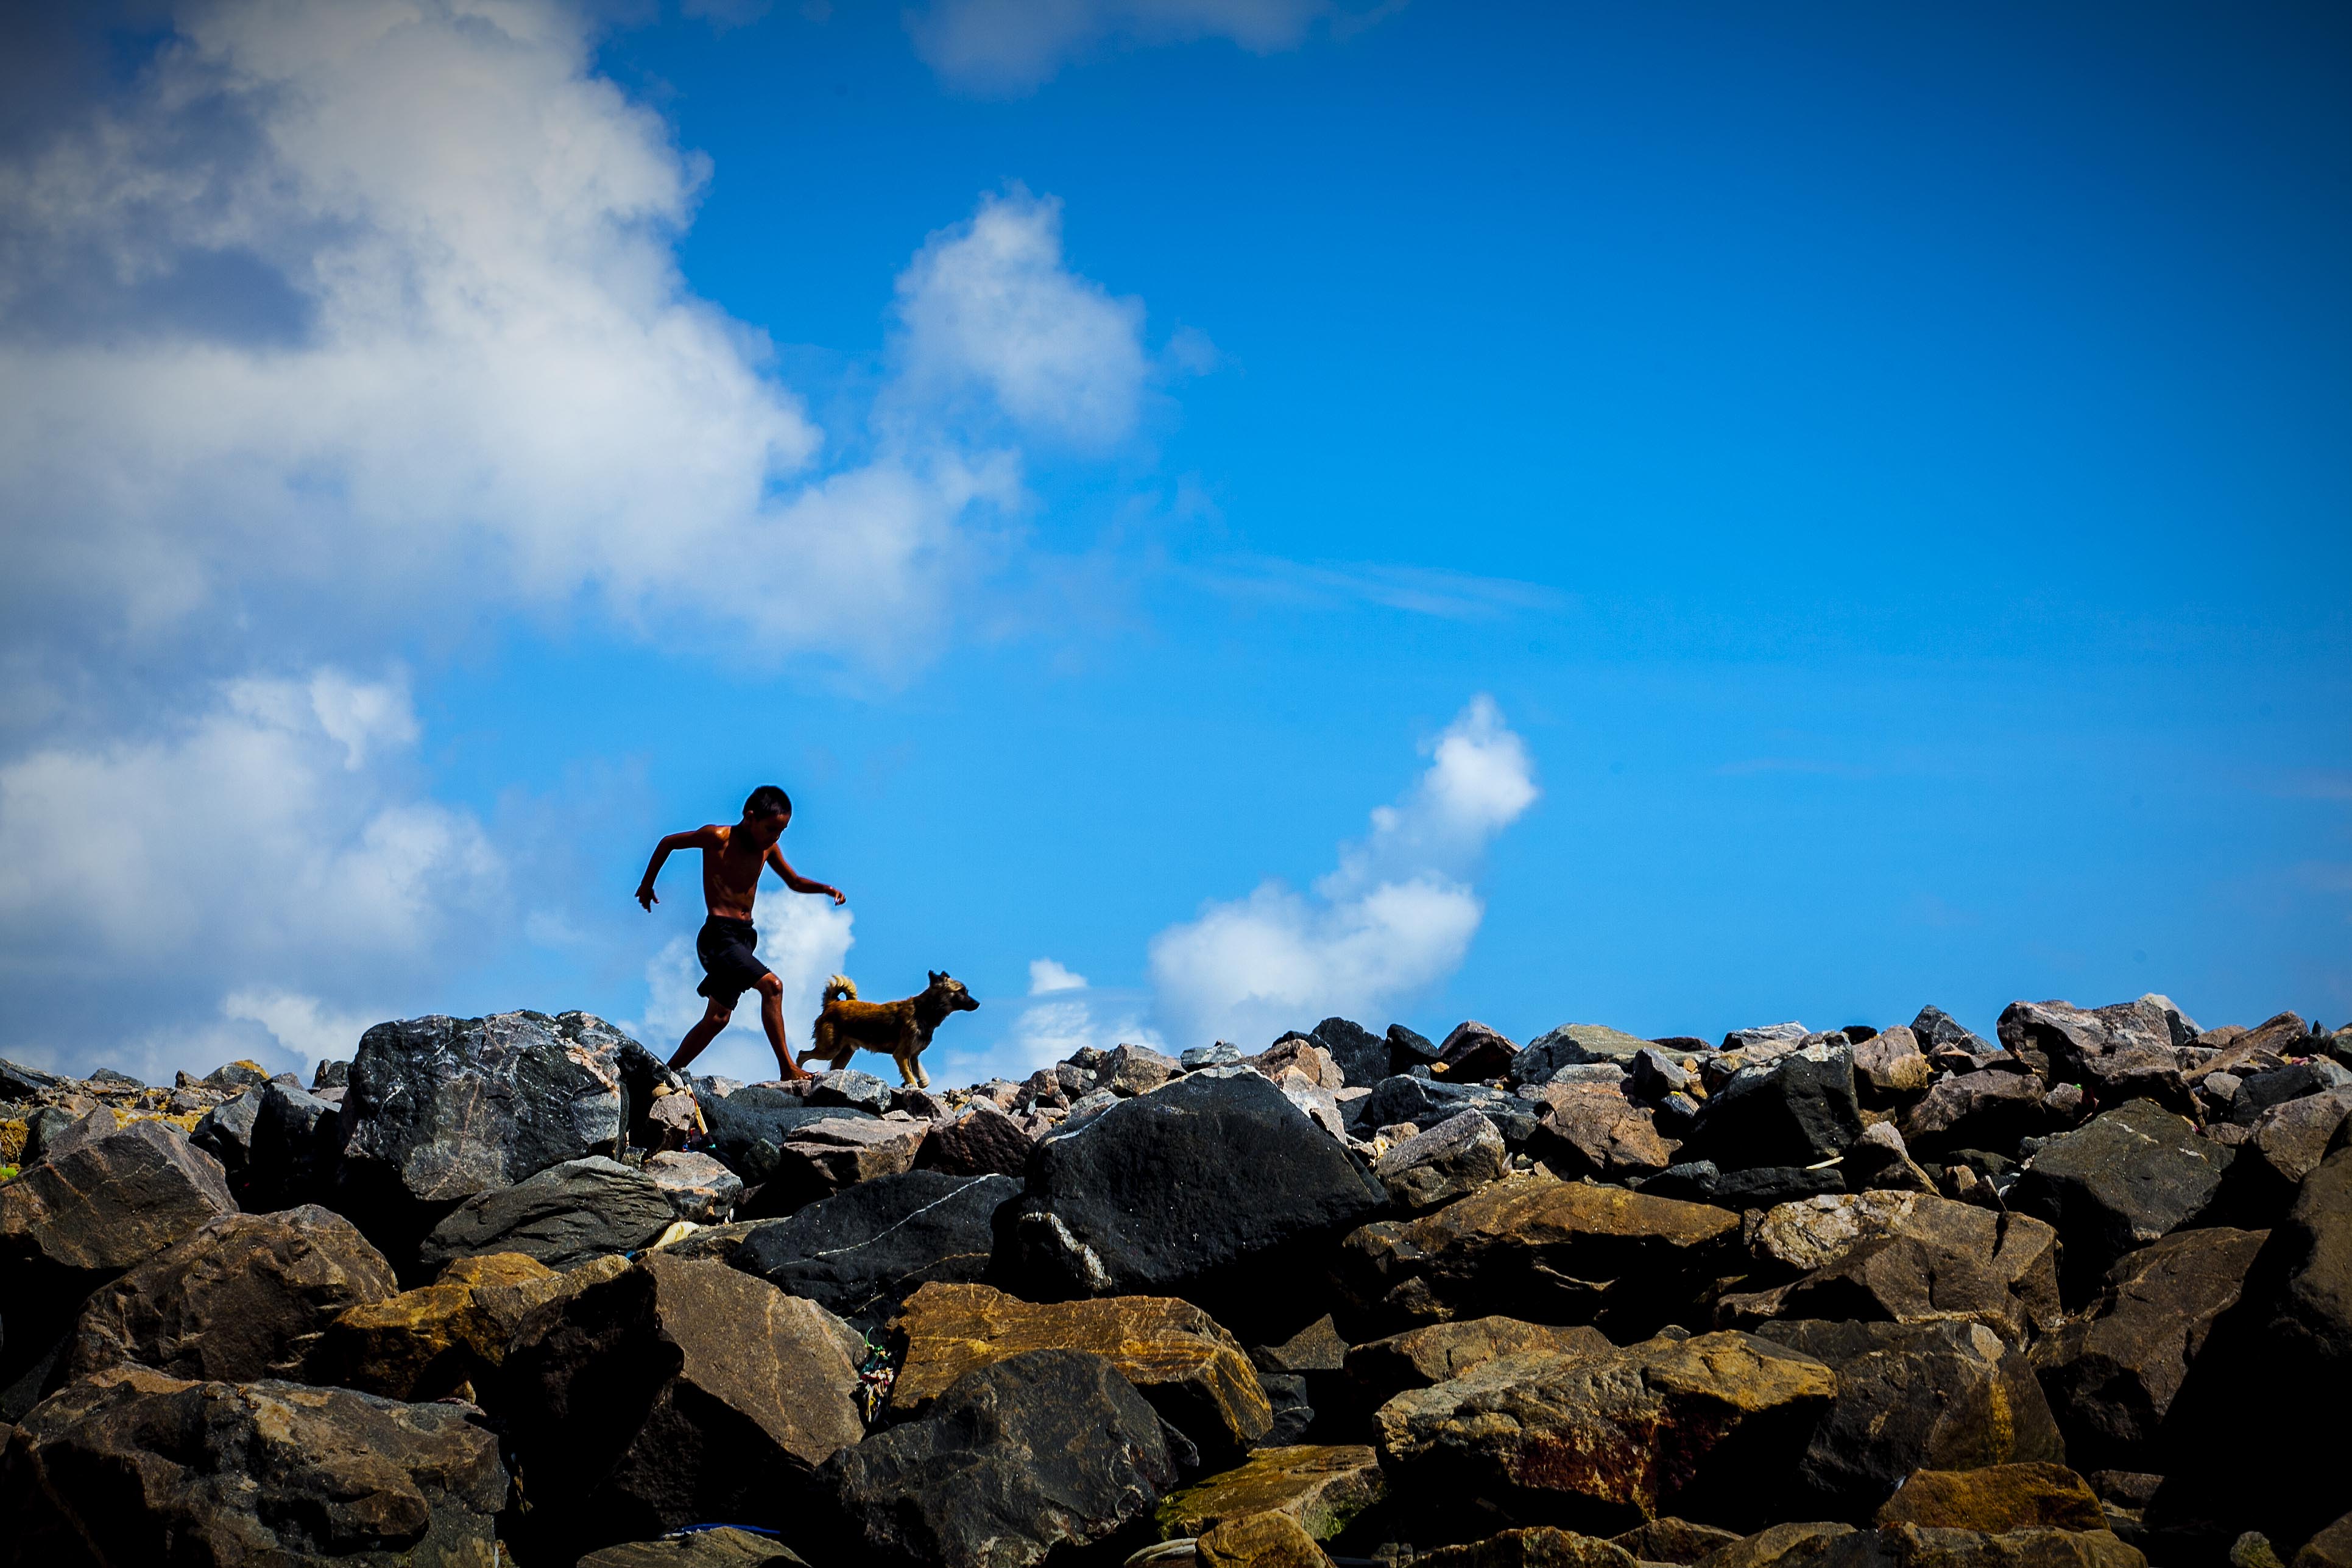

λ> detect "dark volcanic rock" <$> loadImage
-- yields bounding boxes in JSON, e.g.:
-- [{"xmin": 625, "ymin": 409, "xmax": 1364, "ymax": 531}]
[
  {"xmin": 1346, "ymin": 1316, "xmax": 1615, "ymax": 1411},
  {"xmin": 1339, "ymin": 1172, "xmax": 1739, "ymax": 1339},
  {"xmin": 1900, "ymin": 1071, "xmax": 2052, "ymax": 1160},
  {"xmin": 308, "ymin": 1250, "xmax": 594, "ymax": 1402},
  {"xmin": 1514, "ymin": 1023, "xmax": 1661, "ymax": 1087},
  {"xmin": 915, "ymin": 1097, "xmax": 1036, "ymax": 1177},
  {"xmin": 701, "ymin": 1086, "xmax": 872, "ymax": 1184},
  {"xmin": 1312, "ymin": 1017, "xmax": 1394, "ymax": 1089},
  {"xmin": 66, "ymin": 1204, "xmax": 398, "ymax": 1382},
  {"xmin": 501, "ymin": 1252, "xmax": 866, "ymax": 1561},
  {"xmin": 0, "ymin": 1366, "xmax": 507, "ymax": 1566},
  {"xmin": 579, "ymin": 1530, "xmax": 809, "ymax": 1567},
  {"xmin": 1389, "ymin": 1023, "xmax": 1442, "ymax": 1071},
  {"xmin": 732, "ymin": 1170, "xmax": 1017, "ymax": 1332},
  {"xmin": 417, "ymin": 1155, "xmax": 677, "ymax": 1273},
  {"xmin": 819, "ymin": 1347, "xmax": 1178, "ymax": 1568},
  {"xmin": 747, "ymin": 1114, "xmax": 928, "ymax": 1216},
  {"xmin": 1363, "ymin": 1075, "xmax": 1540, "ymax": 1146},
  {"xmin": 1997, "ymin": 1000, "xmax": 2189, "ymax": 1112},
  {"xmin": 1682, "ymin": 1042, "xmax": 1861, "ymax": 1171},
  {"xmin": 998, "ymin": 1072, "xmax": 1386, "ymax": 1337},
  {"xmin": 2146, "ymin": 1146, "xmax": 2352, "ymax": 1556},
  {"xmin": 2007, "ymin": 1101, "xmax": 2233, "ymax": 1293},
  {"xmin": 2216, "ymin": 1087, "xmax": 2352, "ymax": 1226},
  {"xmin": 645, "ymin": 1149, "xmax": 746, "ymax": 1223},
  {"xmin": 1414, "ymin": 1526, "xmax": 1640, "ymax": 1568},
  {"xmin": 2028, "ymin": 1225, "xmax": 2268, "ymax": 1473},
  {"xmin": 1913, "ymin": 1007, "xmax": 1994, "ymax": 1058},
  {"xmin": 1753, "ymin": 1319, "xmax": 2064, "ymax": 1522},
  {"xmin": 1640, "ymin": 1162, "xmax": 1848, "ymax": 1209},
  {"xmin": 1438, "ymin": 1022, "xmax": 1521, "ymax": 1082},
  {"xmin": 191, "ymin": 1079, "xmax": 342, "ymax": 1212},
  {"xmin": 336, "ymin": 1009, "xmax": 634, "ymax": 1256},
  {"xmin": 0, "ymin": 1117, "xmax": 236, "ymax": 1409},
  {"xmin": 891, "ymin": 1280, "xmax": 1271, "ymax": 1460},
  {"xmin": 1374, "ymin": 1330, "xmax": 1837, "ymax": 1535}
]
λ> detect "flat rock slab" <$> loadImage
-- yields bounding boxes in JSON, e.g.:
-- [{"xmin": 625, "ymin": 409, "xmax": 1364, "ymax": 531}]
[
  {"xmin": 0, "ymin": 1366, "xmax": 507, "ymax": 1566},
  {"xmin": 1874, "ymin": 1464, "xmax": 2105, "ymax": 1532},
  {"xmin": 420, "ymin": 1155, "xmax": 677, "ymax": 1272},
  {"xmin": 1374, "ymin": 1330, "xmax": 1838, "ymax": 1534},
  {"xmin": 1156, "ymin": 1444, "xmax": 1386, "ymax": 1541},
  {"xmin": 820, "ymin": 1347, "xmax": 1178, "ymax": 1568},
  {"xmin": 579, "ymin": 1530, "xmax": 810, "ymax": 1567},
  {"xmin": 998, "ymin": 1072, "xmax": 1387, "ymax": 1336},
  {"xmin": 68, "ymin": 1203, "xmax": 398, "ymax": 1382},
  {"xmin": 733, "ymin": 1170, "xmax": 1017, "ymax": 1333},
  {"xmin": 502, "ymin": 1252, "xmax": 866, "ymax": 1562},
  {"xmin": 1752, "ymin": 1319, "xmax": 2063, "ymax": 1520},
  {"xmin": 1339, "ymin": 1171, "xmax": 1739, "ymax": 1339},
  {"xmin": 893, "ymin": 1280, "xmax": 1271, "ymax": 1459},
  {"xmin": 2008, "ymin": 1102, "xmax": 2233, "ymax": 1291},
  {"xmin": 1345, "ymin": 1316, "xmax": 1614, "ymax": 1410}
]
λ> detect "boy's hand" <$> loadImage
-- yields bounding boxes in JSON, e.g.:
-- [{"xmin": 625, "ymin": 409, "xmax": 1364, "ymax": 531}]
[
  {"xmin": 826, "ymin": 885, "xmax": 847, "ymax": 906},
  {"xmin": 636, "ymin": 883, "xmax": 659, "ymax": 911}
]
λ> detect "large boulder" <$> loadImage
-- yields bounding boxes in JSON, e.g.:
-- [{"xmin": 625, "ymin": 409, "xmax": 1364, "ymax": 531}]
[
  {"xmin": 1899, "ymin": 1072, "xmax": 2052, "ymax": 1160},
  {"xmin": 819, "ymin": 1347, "xmax": 1178, "ymax": 1568},
  {"xmin": 500, "ymin": 1252, "xmax": 867, "ymax": 1561},
  {"xmin": 2146, "ymin": 1147, "xmax": 2352, "ymax": 1556},
  {"xmin": 417, "ymin": 1155, "xmax": 677, "ymax": 1273},
  {"xmin": 645, "ymin": 1149, "xmax": 746, "ymax": 1224},
  {"xmin": 2027, "ymin": 1226, "xmax": 2267, "ymax": 1472},
  {"xmin": 1752, "ymin": 1319, "xmax": 2064, "ymax": 1522},
  {"xmin": 732, "ymin": 1171, "xmax": 1018, "ymax": 1333},
  {"xmin": 1532, "ymin": 1084, "xmax": 1677, "ymax": 1179},
  {"xmin": 746, "ymin": 1115, "xmax": 928, "ymax": 1216},
  {"xmin": 2214, "ymin": 1087, "xmax": 2352, "ymax": 1226},
  {"xmin": 1852, "ymin": 1028, "xmax": 1934, "ymax": 1104},
  {"xmin": 1338, "ymin": 1171, "xmax": 1740, "ymax": 1339},
  {"xmin": 0, "ymin": 1117, "xmax": 235, "ymax": 1414},
  {"xmin": 892, "ymin": 1280, "xmax": 1271, "ymax": 1460},
  {"xmin": 915, "ymin": 1098, "xmax": 1037, "ymax": 1177},
  {"xmin": 309, "ymin": 1251, "xmax": 618, "ymax": 1402},
  {"xmin": 1720, "ymin": 1194, "xmax": 2061, "ymax": 1347},
  {"xmin": 1310, "ymin": 1017, "xmax": 1394, "ymax": 1090},
  {"xmin": 2007, "ymin": 1102, "xmax": 2233, "ymax": 1294},
  {"xmin": 192, "ymin": 1080, "xmax": 342, "ymax": 1212},
  {"xmin": 0, "ymin": 1366, "xmax": 507, "ymax": 1566},
  {"xmin": 335, "ymin": 1010, "xmax": 635, "ymax": 1260},
  {"xmin": 1874, "ymin": 1464, "xmax": 2105, "ymax": 1532},
  {"xmin": 997, "ymin": 1072, "xmax": 1387, "ymax": 1338},
  {"xmin": 700, "ymin": 1086, "xmax": 875, "ymax": 1184},
  {"xmin": 66, "ymin": 1204, "xmax": 398, "ymax": 1382},
  {"xmin": 1156, "ymin": 1443, "xmax": 1387, "ymax": 1541},
  {"xmin": 1375, "ymin": 1111, "xmax": 1511, "ymax": 1212},
  {"xmin": 1374, "ymin": 1331, "xmax": 1838, "ymax": 1534},
  {"xmin": 1681, "ymin": 1042, "xmax": 1861, "ymax": 1171},
  {"xmin": 1997, "ymin": 1000, "xmax": 2189, "ymax": 1112},
  {"xmin": 1517, "ymin": 1023, "xmax": 1661, "ymax": 1084}
]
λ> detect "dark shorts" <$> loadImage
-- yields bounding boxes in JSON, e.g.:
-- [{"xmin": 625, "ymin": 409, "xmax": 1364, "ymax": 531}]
[{"xmin": 694, "ymin": 916, "xmax": 772, "ymax": 1008}]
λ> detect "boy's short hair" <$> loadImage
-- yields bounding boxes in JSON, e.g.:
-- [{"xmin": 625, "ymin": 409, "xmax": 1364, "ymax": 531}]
[{"xmin": 743, "ymin": 785, "xmax": 793, "ymax": 819}]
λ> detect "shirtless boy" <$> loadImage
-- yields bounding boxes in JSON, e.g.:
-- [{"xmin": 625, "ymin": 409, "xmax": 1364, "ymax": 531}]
[{"xmin": 635, "ymin": 785, "xmax": 846, "ymax": 1078}]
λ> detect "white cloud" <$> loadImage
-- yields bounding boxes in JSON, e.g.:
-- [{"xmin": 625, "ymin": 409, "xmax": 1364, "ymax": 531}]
[
  {"xmin": 1001, "ymin": 993, "xmax": 1165, "ymax": 1075},
  {"xmin": 1148, "ymin": 696, "xmax": 1534, "ymax": 1049},
  {"xmin": 222, "ymin": 988, "xmax": 380, "ymax": 1076},
  {"xmin": 636, "ymin": 894, "xmax": 855, "ymax": 1082},
  {"xmin": 0, "ymin": 2, "xmax": 1153, "ymax": 668},
  {"xmin": 894, "ymin": 189, "xmax": 1150, "ymax": 450},
  {"xmin": 908, "ymin": 0, "xmax": 1338, "ymax": 93},
  {"xmin": 1029, "ymin": 957, "xmax": 1089, "ymax": 994}
]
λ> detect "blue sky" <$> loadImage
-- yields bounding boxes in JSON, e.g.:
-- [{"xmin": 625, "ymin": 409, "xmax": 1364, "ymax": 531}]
[{"xmin": 1, "ymin": 0, "xmax": 2345, "ymax": 1086}]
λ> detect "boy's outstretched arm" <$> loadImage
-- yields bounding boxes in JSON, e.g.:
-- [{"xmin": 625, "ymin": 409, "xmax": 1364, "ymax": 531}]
[
  {"xmin": 637, "ymin": 827, "xmax": 716, "ymax": 911},
  {"xmin": 768, "ymin": 845, "xmax": 847, "ymax": 906}
]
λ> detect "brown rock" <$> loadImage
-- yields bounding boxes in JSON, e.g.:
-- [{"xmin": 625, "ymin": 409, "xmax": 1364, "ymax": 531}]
[
  {"xmin": 1374, "ymin": 1110, "xmax": 1511, "ymax": 1212},
  {"xmin": 1414, "ymin": 1527, "xmax": 1639, "ymax": 1568},
  {"xmin": 1612, "ymin": 1519, "xmax": 1743, "ymax": 1565},
  {"xmin": 311, "ymin": 1250, "xmax": 588, "ymax": 1401},
  {"xmin": 1437, "ymin": 1022, "xmax": 1520, "ymax": 1081},
  {"xmin": 1900, "ymin": 1071, "xmax": 2051, "ymax": 1159},
  {"xmin": 1339, "ymin": 1171, "xmax": 1739, "ymax": 1338},
  {"xmin": 1346, "ymin": 1316, "xmax": 1613, "ymax": 1410},
  {"xmin": 1689, "ymin": 1522, "xmax": 1854, "ymax": 1568},
  {"xmin": 579, "ymin": 1529, "xmax": 809, "ymax": 1566},
  {"xmin": 914, "ymin": 1097, "xmax": 1035, "ymax": 1176},
  {"xmin": 1874, "ymin": 1463, "xmax": 2105, "ymax": 1532},
  {"xmin": 0, "ymin": 1365, "xmax": 508, "ymax": 1566},
  {"xmin": 1853, "ymin": 1027, "xmax": 1934, "ymax": 1102},
  {"xmin": 501, "ymin": 1252, "xmax": 867, "ymax": 1561},
  {"xmin": 2029, "ymin": 1226, "xmax": 2269, "ymax": 1472},
  {"xmin": 0, "ymin": 1116, "xmax": 235, "ymax": 1276},
  {"xmin": 1198, "ymin": 1510, "xmax": 1336, "ymax": 1568},
  {"xmin": 1259, "ymin": 1039, "xmax": 1347, "ymax": 1092},
  {"xmin": 1535, "ymin": 1084, "xmax": 1676, "ymax": 1179},
  {"xmin": 894, "ymin": 1280, "xmax": 1271, "ymax": 1459},
  {"xmin": 1254, "ymin": 1314, "xmax": 1352, "ymax": 1375},
  {"xmin": 67, "ymin": 1204, "xmax": 398, "ymax": 1382},
  {"xmin": 2295, "ymin": 1513, "xmax": 2352, "ymax": 1568},
  {"xmin": 1375, "ymin": 1332, "xmax": 1838, "ymax": 1533},
  {"xmin": 1843, "ymin": 1123, "xmax": 1937, "ymax": 1195},
  {"xmin": 1102, "ymin": 1042, "xmax": 1181, "ymax": 1097},
  {"xmin": 749, "ymin": 1115, "xmax": 926, "ymax": 1214},
  {"xmin": 1157, "ymin": 1445, "xmax": 1386, "ymax": 1541}
]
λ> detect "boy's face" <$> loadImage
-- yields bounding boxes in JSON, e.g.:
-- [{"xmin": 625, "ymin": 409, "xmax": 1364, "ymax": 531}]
[{"xmin": 741, "ymin": 810, "xmax": 790, "ymax": 847}]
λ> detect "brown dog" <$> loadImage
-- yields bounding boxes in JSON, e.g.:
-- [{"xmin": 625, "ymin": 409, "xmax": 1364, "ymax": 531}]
[{"xmin": 805, "ymin": 970, "xmax": 978, "ymax": 1088}]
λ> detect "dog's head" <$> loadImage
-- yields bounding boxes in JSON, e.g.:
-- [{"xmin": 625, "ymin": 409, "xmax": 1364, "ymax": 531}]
[{"xmin": 927, "ymin": 970, "xmax": 980, "ymax": 1012}]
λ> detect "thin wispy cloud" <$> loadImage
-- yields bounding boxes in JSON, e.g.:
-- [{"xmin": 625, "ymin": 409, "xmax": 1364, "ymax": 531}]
[
  {"xmin": 1197, "ymin": 556, "xmax": 1570, "ymax": 622},
  {"xmin": 906, "ymin": 0, "xmax": 1400, "ymax": 95}
]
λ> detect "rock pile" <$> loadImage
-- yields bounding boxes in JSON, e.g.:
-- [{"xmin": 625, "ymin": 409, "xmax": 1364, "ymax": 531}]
[{"xmin": 2, "ymin": 994, "xmax": 2348, "ymax": 1567}]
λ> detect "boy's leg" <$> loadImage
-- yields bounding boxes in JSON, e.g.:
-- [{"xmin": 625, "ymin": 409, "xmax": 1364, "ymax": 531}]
[
  {"xmin": 668, "ymin": 997, "xmax": 734, "ymax": 1073},
  {"xmin": 755, "ymin": 972, "xmax": 811, "ymax": 1081}
]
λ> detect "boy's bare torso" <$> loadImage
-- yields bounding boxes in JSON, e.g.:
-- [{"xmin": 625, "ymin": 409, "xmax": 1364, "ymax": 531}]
[{"xmin": 696, "ymin": 825, "xmax": 783, "ymax": 920}]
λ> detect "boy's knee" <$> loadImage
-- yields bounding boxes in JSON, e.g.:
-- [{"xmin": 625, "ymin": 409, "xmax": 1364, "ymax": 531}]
[{"xmin": 757, "ymin": 972, "xmax": 784, "ymax": 998}]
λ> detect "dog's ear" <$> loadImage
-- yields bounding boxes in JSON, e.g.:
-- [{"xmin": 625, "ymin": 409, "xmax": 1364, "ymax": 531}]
[{"xmin": 929, "ymin": 969, "xmax": 942, "ymax": 984}]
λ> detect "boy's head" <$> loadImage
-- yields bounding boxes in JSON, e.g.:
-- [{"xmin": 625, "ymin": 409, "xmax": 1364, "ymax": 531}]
[{"xmin": 740, "ymin": 785, "xmax": 793, "ymax": 843}]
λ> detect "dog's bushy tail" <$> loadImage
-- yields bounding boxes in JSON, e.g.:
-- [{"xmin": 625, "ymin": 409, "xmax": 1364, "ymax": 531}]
[{"xmin": 822, "ymin": 974, "xmax": 857, "ymax": 1005}]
